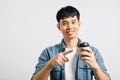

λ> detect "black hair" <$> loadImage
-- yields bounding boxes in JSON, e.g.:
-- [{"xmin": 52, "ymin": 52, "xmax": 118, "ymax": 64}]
[{"xmin": 56, "ymin": 6, "xmax": 80, "ymax": 23}]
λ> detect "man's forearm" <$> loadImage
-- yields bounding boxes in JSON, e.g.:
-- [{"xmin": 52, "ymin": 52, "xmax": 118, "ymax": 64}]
[
  {"xmin": 93, "ymin": 65, "xmax": 110, "ymax": 80},
  {"xmin": 32, "ymin": 62, "xmax": 53, "ymax": 80}
]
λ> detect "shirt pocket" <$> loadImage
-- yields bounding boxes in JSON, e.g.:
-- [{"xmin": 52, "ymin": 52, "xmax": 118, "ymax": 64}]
[
  {"xmin": 78, "ymin": 63, "xmax": 93, "ymax": 80},
  {"xmin": 79, "ymin": 63, "xmax": 91, "ymax": 68},
  {"xmin": 50, "ymin": 66, "xmax": 61, "ymax": 80}
]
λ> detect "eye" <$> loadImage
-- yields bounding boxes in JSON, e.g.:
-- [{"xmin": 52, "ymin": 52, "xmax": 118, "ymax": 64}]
[
  {"xmin": 72, "ymin": 21, "xmax": 76, "ymax": 24},
  {"xmin": 62, "ymin": 22, "xmax": 67, "ymax": 25}
]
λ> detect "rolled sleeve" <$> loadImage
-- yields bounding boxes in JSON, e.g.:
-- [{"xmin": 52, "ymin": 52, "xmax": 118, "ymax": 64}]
[
  {"xmin": 32, "ymin": 49, "xmax": 50, "ymax": 78},
  {"xmin": 92, "ymin": 47, "xmax": 111, "ymax": 79}
]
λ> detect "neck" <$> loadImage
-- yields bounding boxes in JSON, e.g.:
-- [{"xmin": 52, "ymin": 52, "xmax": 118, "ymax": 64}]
[{"xmin": 63, "ymin": 37, "xmax": 78, "ymax": 48}]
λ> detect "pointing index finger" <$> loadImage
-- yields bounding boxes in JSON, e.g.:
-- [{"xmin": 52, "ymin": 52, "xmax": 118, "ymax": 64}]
[{"xmin": 63, "ymin": 49, "xmax": 73, "ymax": 55}]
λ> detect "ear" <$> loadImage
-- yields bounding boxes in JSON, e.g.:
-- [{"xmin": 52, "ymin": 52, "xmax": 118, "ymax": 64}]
[
  {"xmin": 78, "ymin": 21, "xmax": 81, "ymax": 29},
  {"xmin": 57, "ymin": 23, "xmax": 61, "ymax": 31}
]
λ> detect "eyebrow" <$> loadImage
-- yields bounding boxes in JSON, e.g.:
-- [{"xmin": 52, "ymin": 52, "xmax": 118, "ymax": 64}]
[
  {"xmin": 62, "ymin": 21, "xmax": 67, "ymax": 23},
  {"xmin": 62, "ymin": 19, "xmax": 77, "ymax": 22},
  {"xmin": 71, "ymin": 19, "xmax": 77, "ymax": 22}
]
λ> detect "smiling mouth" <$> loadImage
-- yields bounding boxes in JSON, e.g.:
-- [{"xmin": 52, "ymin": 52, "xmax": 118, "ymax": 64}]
[{"xmin": 66, "ymin": 31, "xmax": 75, "ymax": 34}]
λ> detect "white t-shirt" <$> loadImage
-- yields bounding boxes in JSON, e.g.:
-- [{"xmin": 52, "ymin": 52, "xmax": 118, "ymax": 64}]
[{"xmin": 65, "ymin": 47, "xmax": 77, "ymax": 80}]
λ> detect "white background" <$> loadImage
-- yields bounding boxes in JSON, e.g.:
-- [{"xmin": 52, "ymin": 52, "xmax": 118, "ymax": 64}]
[{"xmin": 0, "ymin": 0, "xmax": 120, "ymax": 80}]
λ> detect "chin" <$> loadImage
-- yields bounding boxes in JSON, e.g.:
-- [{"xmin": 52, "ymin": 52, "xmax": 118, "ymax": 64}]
[
  {"xmin": 67, "ymin": 36, "xmax": 76, "ymax": 39},
  {"xmin": 64, "ymin": 34, "xmax": 77, "ymax": 39}
]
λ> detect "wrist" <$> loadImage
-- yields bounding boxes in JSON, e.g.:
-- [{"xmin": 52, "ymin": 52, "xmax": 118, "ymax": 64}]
[
  {"xmin": 91, "ymin": 62, "xmax": 100, "ymax": 69},
  {"xmin": 47, "ymin": 60, "xmax": 54, "ymax": 69},
  {"xmin": 92, "ymin": 64, "xmax": 101, "ymax": 71}
]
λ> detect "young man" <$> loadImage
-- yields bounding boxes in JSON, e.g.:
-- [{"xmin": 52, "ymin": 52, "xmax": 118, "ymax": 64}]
[{"xmin": 32, "ymin": 6, "xmax": 110, "ymax": 80}]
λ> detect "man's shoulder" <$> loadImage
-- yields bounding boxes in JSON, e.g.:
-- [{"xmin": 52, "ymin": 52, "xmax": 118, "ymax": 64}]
[
  {"xmin": 89, "ymin": 45, "xmax": 100, "ymax": 54},
  {"xmin": 90, "ymin": 45, "xmax": 98, "ymax": 51},
  {"xmin": 45, "ymin": 42, "xmax": 62, "ymax": 51},
  {"xmin": 41, "ymin": 42, "xmax": 64, "ymax": 57},
  {"xmin": 89, "ymin": 45, "xmax": 103, "ymax": 59}
]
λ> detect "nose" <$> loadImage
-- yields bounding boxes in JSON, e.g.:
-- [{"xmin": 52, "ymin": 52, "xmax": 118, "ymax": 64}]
[{"xmin": 67, "ymin": 23, "xmax": 72, "ymax": 29}]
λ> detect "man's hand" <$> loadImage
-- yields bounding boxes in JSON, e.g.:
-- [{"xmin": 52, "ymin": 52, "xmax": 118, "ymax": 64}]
[
  {"xmin": 78, "ymin": 47, "xmax": 98, "ymax": 68},
  {"xmin": 48, "ymin": 49, "xmax": 73, "ymax": 67}
]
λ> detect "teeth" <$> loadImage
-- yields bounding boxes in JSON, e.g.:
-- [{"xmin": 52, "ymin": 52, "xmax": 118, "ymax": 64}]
[{"xmin": 67, "ymin": 31, "xmax": 74, "ymax": 33}]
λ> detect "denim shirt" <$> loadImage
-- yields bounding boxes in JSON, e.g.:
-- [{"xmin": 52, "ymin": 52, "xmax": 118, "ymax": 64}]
[{"xmin": 33, "ymin": 39, "xmax": 110, "ymax": 80}]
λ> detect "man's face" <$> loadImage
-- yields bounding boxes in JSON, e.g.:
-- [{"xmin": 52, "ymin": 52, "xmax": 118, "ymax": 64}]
[{"xmin": 57, "ymin": 16, "xmax": 80, "ymax": 39}]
